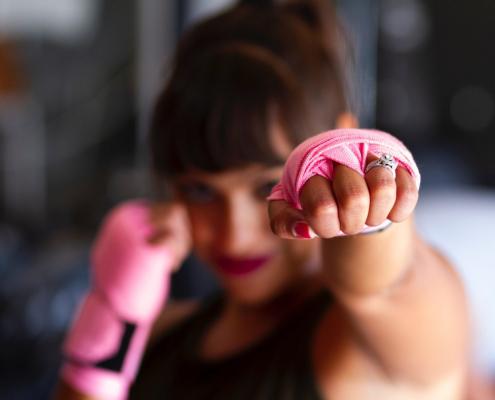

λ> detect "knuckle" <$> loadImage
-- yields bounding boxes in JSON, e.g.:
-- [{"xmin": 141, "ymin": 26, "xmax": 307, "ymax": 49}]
[
  {"xmin": 399, "ymin": 185, "xmax": 419, "ymax": 206},
  {"xmin": 389, "ymin": 208, "xmax": 407, "ymax": 223},
  {"xmin": 340, "ymin": 224, "xmax": 362, "ymax": 235},
  {"xmin": 346, "ymin": 228, "xmax": 363, "ymax": 235},
  {"xmin": 365, "ymin": 220, "xmax": 381, "ymax": 228},
  {"xmin": 390, "ymin": 187, "xmax": 418, "ymax": 222},
  {"xmin": 370, "ymin": 177, "xmax": 396, "ymax": 199},
  {"xmin": 340, "ymin": 187, "xmax": 369, "ymax": 212},
  {"xmin": 306, "ymin": 198, "xmax": 338, "ymax": 220},
  {"xmin": 373, "ymin": 194, "xmax": 396, "ymax": 210},
  {"xmin": 318, "ymin": 228, "xmax": 340, "ymax": 239},
  {"xmin": 340, "ymin": 217, "xmax": 365, "ymax": 234},
  {"xmin": 312, "ymin": 219, "xmax": 340, "ymax": 238}
]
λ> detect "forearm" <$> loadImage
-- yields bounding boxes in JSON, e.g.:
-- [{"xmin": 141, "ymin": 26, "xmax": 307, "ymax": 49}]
[
  {"xmin": 321, "ymin": 216, "xmax": 416, "ymax": 298},
  {"xmin": 321, "ymin": 218, "xmax": 470, "ymax": 382},
  {"xmin": 268, "ymin": 128, "xmax": 469, "ymax": 383}
]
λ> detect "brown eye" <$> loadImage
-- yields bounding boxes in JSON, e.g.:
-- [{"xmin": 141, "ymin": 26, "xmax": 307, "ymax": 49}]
[
  {"xmin": 256, "ymin": 181, "xmax": 279, "ymax": 199},
  {"xmin": 177, "ymin": 183, "xmax": 217, "ymax": 204}
]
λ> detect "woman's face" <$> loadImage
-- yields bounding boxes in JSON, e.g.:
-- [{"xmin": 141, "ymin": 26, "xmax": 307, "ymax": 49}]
[
  {"xmin": 172, "ymin": 126, "xmax": 321, "ymax": 306},
  {"xmin": 173, "ymin": 164, "xmax": 320, "ymax": 305}
]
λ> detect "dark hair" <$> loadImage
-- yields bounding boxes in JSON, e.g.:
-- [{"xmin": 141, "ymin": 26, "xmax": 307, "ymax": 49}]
[{"xmin": 150, "ymin": 0, "xmax": 349, "ymax": 179}]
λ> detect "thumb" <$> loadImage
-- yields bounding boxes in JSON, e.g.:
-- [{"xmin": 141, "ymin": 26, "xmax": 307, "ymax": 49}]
[{"xmin": 268, "ymin": 200, "xmax": 318, "ymax": 239}]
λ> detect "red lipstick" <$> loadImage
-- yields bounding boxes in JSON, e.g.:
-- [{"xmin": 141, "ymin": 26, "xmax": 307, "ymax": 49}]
[{"xmin": 216, "ymin": 255, "xmax": 273, "ymax": 276}]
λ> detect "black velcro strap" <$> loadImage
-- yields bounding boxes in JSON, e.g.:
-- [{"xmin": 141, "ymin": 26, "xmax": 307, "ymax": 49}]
[{"xmin": 96, "ymin": 322, "xmax": 136, "ymax": 372}]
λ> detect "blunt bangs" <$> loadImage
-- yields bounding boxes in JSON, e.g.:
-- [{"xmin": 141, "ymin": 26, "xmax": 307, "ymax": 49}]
[{"xmin": 150, "ymin": 43, "xmax": 315, "ymax": 178}]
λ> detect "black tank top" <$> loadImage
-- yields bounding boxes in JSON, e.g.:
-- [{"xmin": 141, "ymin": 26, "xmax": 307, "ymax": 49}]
[{"xmin": 129, "ymin": 290, "xmax": 333, "ymax": 400}]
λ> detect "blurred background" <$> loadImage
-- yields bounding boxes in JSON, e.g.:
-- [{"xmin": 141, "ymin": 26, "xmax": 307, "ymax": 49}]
[{"xmin": 0, "ymin": 0, "xmax": 494, "ymax": 398}]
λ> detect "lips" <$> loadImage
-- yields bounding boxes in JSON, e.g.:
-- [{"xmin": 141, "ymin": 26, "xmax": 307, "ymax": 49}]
[{"xmin": 215, "ymin": 255, "xmax": 274, "ymax": 276}]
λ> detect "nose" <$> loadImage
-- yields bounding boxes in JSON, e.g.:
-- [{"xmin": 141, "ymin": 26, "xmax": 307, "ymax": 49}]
[{"xmin": 217, "ymin": 193, "xmax": 266, "ymax": 256}]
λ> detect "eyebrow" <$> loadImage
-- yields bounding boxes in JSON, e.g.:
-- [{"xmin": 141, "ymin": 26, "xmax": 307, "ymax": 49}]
[
  {"xmin": 174, "ymin": 165, "xmax": 284, "ymax": 186},
  {"xmin": 254, "ymin": 167, "xmax": 284, "ymax": 181}
]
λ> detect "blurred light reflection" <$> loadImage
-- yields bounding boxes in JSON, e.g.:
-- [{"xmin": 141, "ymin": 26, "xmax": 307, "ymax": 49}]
[
  {"xmin": 380, "ymin": 0, "xmax": 430, "ymax": 53},
  {"xmin": 0, "ymin": 0, "xmax": 100, "ymax": 44}
]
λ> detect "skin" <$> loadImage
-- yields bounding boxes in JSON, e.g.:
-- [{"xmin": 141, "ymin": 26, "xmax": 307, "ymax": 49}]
[{"xmin": 53, "ymin": 115, "xmax": 481, "ymax": 399}]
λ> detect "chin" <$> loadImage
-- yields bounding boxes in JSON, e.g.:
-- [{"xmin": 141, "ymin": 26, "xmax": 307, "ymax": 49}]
[
  {"xmin": 218, "ymin": 267, "xmax": 295, "ymax": 307},
  {"xmin": 224, "ymin": 281, "xmax": 278, "ymax": 306}
]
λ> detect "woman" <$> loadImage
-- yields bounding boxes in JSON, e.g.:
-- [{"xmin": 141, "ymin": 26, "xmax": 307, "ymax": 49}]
[{"xmin": 54, "ymin": 0, "xmax": 475, "ymax": 399}]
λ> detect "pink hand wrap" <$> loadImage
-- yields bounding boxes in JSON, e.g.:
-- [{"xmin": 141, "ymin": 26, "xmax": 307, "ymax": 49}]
[
  {"xmin": 268, "ymin": 129, "xmax": 421, "ymax": 235},
  {"xmin": 62, "ymin": 201, "xmax": 173, "ymax": 400}
]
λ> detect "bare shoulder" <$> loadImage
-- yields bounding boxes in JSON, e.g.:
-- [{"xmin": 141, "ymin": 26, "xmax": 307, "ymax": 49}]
[{"xmin": 148, "ymin": 299, "xmax": 199, "ymax": 345}]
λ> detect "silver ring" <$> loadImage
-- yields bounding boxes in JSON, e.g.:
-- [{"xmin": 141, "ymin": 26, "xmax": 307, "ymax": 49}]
[{"xmin": 364, "ymin": 154, "xmax": 397, "ymax": 179}]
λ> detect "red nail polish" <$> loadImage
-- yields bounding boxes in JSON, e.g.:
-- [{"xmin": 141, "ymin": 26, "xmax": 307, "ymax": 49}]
[{"xmin": 292, "ymin": 222, "xmax": 316, "ymax": 239}]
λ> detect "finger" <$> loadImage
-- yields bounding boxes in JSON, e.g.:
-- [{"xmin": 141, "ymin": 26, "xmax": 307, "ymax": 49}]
[
  {"xmin": 299, "ymin": 175, "xmax": 340, "ymax": 238},
  {"xmin": 388, "ymin": 166, "xmax": 418, "ymax": 222},
  {"xmin": 364, "ymin": 154, "xmax": 397, "ymax": 226},
  {"xmin": 332, "ymin": 163, "xmax": 370, "ymax": 235},
  {"xmin": 268, "ymin": 200, "xmax": 317, "ymax": 239}
]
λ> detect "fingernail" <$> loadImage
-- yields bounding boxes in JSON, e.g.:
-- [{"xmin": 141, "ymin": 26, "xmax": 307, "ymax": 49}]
[{"xmin": 292, "ymin": 221, "xmax": 318, "ymax": 239}]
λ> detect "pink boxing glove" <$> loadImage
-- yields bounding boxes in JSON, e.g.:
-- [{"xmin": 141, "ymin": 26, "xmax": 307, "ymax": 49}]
[
  {"xmin": 268, "ymin": 129, "xmax": 421, "ymax": 235},
  {"xmin": 61, "ymin": 201, "xmax": 179, "ymax": 400}
]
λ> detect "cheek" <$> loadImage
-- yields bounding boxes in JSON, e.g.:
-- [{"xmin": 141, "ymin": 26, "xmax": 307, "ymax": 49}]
[{"xmin": 186, "ymin": 206, "xmax": 217, "ymax": 253}]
